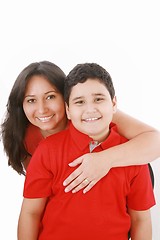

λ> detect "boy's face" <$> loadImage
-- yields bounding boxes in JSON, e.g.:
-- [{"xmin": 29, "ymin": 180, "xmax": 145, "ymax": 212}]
[{"xmin": 66, "ymin": 78, "xmax": 117, "ymax": 142}]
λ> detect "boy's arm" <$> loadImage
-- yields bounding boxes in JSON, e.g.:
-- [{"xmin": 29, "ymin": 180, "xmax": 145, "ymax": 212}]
[
  {"xmin": 18, "ymin": 197, "xmax": 47, "ymax": 240},
  {"xmin": 128, "ymin": 208, "xmax": 152, "ymax": 240}
]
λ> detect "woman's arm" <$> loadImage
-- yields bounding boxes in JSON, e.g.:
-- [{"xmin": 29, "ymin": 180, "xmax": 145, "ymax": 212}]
[
  {"xmin": 108, "ymin": 109, "xmax": 160, "ymax": 166},
  {"xmin": 18, "ymin": 198, "xmax": 47, "ymax": 240},
  {"xmin": 63, "ymin": 110, "xmax": 160, "ymax": 193},
  {"xmin": 113, "ymin": 109, "xmax": 159, "ymax": 140}
]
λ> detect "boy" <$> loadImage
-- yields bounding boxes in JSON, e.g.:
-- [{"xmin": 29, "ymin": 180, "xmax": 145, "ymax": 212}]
[{"xmin": 18, "ymin": 63, "xmax": 155, "ymax": 240}]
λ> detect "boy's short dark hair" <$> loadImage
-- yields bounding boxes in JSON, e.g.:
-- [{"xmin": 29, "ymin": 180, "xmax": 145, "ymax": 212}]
[{"xmin": 64, "ymin": 63, "xmax": 115, "ymax": 105}]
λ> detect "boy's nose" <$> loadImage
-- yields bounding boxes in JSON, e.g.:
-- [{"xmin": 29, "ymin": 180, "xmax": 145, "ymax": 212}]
[{"xmin": 85, "ymin": 103, "xmax": 97, "ymax": 112}]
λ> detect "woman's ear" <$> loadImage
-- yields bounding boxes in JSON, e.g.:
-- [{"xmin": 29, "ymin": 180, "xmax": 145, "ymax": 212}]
[
  {"xmin": 112, "ymin": 96, "xmax": 117, "ymax": 113},
  {"xmin": 65, "ymin": 103, "xmax": 71, "ymax": 120}
]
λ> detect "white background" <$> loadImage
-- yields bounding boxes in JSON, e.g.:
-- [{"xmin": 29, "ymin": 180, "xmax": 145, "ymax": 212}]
[{"xmin": 0, "ymin": 1, "xmax": 160, "ymax": 239}]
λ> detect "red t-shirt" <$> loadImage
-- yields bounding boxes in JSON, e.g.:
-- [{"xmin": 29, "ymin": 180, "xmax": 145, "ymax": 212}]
[
  {"xmin": 24, "ymin": 124, "xmax": 44, "ymax": 156},
  {"xmin": 24, "ymin": 122, "xmax": 155, "ymax": 240}
]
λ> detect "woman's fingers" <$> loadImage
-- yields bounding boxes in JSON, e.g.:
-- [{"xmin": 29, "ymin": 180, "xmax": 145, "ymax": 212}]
[
  {"xmin": 63, "ymin": 167, "xmax": 82, "ymax": 187},
  {"xmin": 64, "ymin": 172, "xmax": 87, "ymax": 193},
  {"xmin": 63, "ymin": 152, "xmax": 111, "ymax": 193},
  {"xmin": 73, "ymin": 179, "xmax": 96, "ymax": 194},
  {"xmin": 63, "ymin": 157, "xmax": 84, "ymax": 187},
  {"xmin": 68, "ymin": 156, "xmax": 83, "ymax": 167}
]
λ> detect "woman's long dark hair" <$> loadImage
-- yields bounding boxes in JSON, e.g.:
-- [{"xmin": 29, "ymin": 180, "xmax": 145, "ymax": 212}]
[{"xmin": 1, "ymin": 61, "xmax": 66, "ymax": 175}]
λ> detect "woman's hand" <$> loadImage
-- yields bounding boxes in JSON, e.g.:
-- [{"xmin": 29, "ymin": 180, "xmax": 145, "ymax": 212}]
[{"xmin": 63, "ymin": 152, "xmax": 112, "ymax": 194}]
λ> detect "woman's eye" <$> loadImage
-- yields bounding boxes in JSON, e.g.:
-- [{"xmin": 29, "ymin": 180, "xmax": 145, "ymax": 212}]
[
  {"xmin": 27, "ymin": 99, "xmax": 36, "ymax": 103},
  {"xmin": 47, "ymin": 95, "xmax": 55, "ymax": 100}
]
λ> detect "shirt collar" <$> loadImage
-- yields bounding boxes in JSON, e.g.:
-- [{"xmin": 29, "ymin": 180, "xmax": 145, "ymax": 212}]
[{"xmin": 69, "ymin": 122, "xmax": 125, "ymax": 151}]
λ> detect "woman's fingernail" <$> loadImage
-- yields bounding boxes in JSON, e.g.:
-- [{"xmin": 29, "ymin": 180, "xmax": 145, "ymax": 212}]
[{"xmin": 64, "ymin": 187, "xmax": 69, "ymax": 192}]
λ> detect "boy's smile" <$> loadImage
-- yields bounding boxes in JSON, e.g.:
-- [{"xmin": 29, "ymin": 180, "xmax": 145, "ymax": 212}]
[{"xmin": 82, "ymin": 116, "xmax": 102, "ymax": 122}]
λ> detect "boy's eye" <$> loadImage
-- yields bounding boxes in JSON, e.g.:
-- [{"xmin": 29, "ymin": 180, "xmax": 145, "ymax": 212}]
[
  {"xmin": 95, "ymin": 97, "xmax": 104, "ymax": 102},
  {"xmin": 74, "ymin": 100, "xmax": 85, "ymax": 105}
]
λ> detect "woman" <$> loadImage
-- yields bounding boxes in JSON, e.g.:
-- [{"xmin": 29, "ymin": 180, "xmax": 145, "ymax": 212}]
[{"xmin": 1, "ymin": 60, "xmax": 160, "ymax": 193}]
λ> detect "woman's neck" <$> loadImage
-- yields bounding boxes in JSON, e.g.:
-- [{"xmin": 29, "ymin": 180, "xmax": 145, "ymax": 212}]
[{"xmin": 40, "ymin": 119, "xmax": 68, "ymax": 138}]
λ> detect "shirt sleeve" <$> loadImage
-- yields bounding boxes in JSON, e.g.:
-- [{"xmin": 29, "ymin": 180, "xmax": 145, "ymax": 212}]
[
  {"xmin": 127, "ymin": 165, "xmax": 156, "ymax": 210},
  {"xmin": 24, "ymin": 124, "xmax": 44, "ymax": 156},
  {"xmin": 24, "ymin": 140, "xmax": 53, "ymax": 198}
]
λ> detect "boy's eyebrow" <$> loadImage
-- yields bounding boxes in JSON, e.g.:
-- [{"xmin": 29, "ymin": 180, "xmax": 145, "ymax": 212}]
[
  {"xmin": 24, "ymin": 90, "xmax": 57, "ymax": 98},
  {"xmin": 71, "ymin": 93, "xmax": 106, "ymax": 101},
  {"xmin": 92, "ymin": 93, "xmax": 106, "ymax": 96},
  {"xmin": 71, "ymin": 96, "xmax": 83, "ymax": 101}
]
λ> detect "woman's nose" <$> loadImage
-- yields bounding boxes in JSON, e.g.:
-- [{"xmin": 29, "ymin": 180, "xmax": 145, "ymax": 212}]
[{"xmin": 37, "ymin": 101, "xmax": 48, "ymax": 114}]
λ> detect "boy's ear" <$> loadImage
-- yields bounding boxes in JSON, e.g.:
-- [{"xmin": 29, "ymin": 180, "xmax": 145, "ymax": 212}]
[
  {"xmin": 112, "ymin": 96, "xmax": 117, "ymax": 113},
  {"xmin": 65, "ymin": 103, "xmax": 71, "ymax": 120}
]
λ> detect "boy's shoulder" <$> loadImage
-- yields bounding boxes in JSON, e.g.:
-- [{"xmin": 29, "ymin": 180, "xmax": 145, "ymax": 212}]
[
  {"xmin": 110, "ymin": 122, "xmax": 128, "ymax": 144},
  {"xmin": 39, "ymin": 128, "xmax": 70, "ymax": 147}
]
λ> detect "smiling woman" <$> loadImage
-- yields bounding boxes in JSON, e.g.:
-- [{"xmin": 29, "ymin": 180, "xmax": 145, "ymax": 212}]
[
  {"xmin": 23, "ymin": 75, "xmax": 67, "ymax": 137},
  {"xmin": 1, "ymin": 61, "xmax": 68, "ymax": 175}
]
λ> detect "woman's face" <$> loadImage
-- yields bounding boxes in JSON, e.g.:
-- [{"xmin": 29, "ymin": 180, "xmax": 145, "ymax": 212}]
[{"xmin": 23, "ymin": 75, "xmax": 67, "ymax": 137}]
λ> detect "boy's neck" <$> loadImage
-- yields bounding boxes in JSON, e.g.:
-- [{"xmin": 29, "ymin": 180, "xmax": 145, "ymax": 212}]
[{"xmin": 89, "ymin": 129, "xmax": 110, "ymax": 143}]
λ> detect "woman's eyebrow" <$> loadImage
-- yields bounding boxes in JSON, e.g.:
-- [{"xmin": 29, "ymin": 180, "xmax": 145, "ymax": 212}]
[
  {"xmin": 44, "ymin": 90, "xmax": 58, "ymax": 95},
  {"xmin": 24, "ymin": 90, "xmax": 57, "ymax": 98}
]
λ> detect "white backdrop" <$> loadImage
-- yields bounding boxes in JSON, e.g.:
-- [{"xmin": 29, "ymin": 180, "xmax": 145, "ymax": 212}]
[{"xmin": 0, "ymin": 1, "xmax": 160, "ymax": 239}]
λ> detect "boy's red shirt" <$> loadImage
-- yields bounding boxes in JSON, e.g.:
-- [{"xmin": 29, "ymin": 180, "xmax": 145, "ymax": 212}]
[{"xmin": 24, "ymin": 122, "xmax": 155, "ymax": 240}]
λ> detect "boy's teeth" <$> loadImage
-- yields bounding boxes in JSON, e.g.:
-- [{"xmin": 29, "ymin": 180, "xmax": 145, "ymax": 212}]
[{"xmin": 85, "ymin": 117, "xmax": 98, "ymax": 121}]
